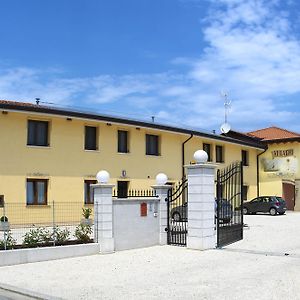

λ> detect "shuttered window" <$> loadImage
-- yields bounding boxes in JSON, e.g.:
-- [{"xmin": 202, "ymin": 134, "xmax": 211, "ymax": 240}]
[
  {"xmin": 118, "ymin": 130, "xmax": 128, "ymax": 153},
  {"xmin": 203, "ymin": 143, "xmax": 212, "ymax": 162},
  {"xmin": 216, "ymin": 145, "xmax": 224, "ymax": 163},
  {"xmin": 146, "ymin": 134, "xmax": 159, "ymax": 156},
  {"xmin": 85, "ymin": 126, "xmax": 97, "ymax": 150},
  {"xmin": 27, "ymin": 120, "xmax": 49, "ymax": 146}
]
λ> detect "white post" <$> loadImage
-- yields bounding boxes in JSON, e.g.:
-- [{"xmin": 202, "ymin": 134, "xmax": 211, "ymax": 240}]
[
  {"xmin": 152, "ymin": 185, "xmax": 171, "ymax": 245},
  {"xmin": 186, "ymin": 151, "xmax": 217, "ymax": 250},
  {"xmin": 93, "ymin": 170, "xmax": 115, "ymax": 254},
  {"xmin": 152, "ymin": 173, "xmax": 171, "ymax": 245}
]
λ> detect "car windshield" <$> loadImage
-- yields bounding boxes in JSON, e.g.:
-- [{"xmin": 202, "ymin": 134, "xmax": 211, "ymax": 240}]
[{"xmin": 275, "ymin": 197, "xmax": 285, "ymax": 203}]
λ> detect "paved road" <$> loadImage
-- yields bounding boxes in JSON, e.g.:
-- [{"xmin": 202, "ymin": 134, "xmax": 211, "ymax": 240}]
[{"xmin": 0, "ymin": 212, "xmax": 299, "ymax": 300}]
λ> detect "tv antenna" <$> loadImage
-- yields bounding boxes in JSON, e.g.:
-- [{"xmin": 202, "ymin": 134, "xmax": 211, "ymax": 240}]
[{"xmin": 220, "ymin": 91, "xmax": 231, "ymax": 134}]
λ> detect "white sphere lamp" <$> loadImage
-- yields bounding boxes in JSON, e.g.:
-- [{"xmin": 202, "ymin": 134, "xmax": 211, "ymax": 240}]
[
  {"xmin": 156, "ymin": 173, "xmax": 168, "ymax": 185},
  {"xmin": 194, "ymin": 150, "xmax": 208, "ymax": 164},
  {"xmin": 96, "ymin": 170, "xmax": 110, "ymax": 184}
]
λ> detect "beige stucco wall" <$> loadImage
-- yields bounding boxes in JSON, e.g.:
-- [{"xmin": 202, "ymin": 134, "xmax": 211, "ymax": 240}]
[{"xmin": 0, "ymin": 110, "xmax": 262, "ymax": 222}]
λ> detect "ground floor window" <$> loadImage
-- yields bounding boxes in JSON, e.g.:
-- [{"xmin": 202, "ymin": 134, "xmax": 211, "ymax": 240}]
[
  {"xmin": 242, "ymin": 185, "xmax": 248, "ymax": 201},
  {"xmin": 117, "ymin": 181, "xmax": 129, "ymax": 198},
  {"xmin": 26, "ymin": 179, "xmax": 48, "ymax": 205},
  {"xmin": 84, "ymin": 180, "xmax": 97, "ymax": 204}
]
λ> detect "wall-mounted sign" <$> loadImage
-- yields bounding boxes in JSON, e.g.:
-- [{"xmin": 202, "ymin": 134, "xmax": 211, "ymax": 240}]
[{"xmin": 272, "ymin": 149, "xmax": 294, "ymax": 158}]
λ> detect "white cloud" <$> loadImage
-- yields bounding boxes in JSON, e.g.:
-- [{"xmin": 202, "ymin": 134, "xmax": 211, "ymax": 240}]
[{"xmin": 1, "ymin": 0, "xmax": 300, "ymax": 133}]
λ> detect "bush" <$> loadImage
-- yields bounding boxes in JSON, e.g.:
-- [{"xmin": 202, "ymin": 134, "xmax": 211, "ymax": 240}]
[
  {"xmin": 53, "ymin": 227, "xmax": 70, "ymax": 244},
  {"xmin": 74, "ymin": 224, "xmax": 92, "ymax": 243},
  {"xmin": 0, "ymin": 231, "xmax": 16, "ymax": 250},
  {"xmin": 23, "ymin": 226, "xmax": 52, "ymax": 247},
  {"xmin": 0, "ymin": 216, "xmax": 8, "ymax": 222},
  {"xmin": 82, "ymin": 208, "xmax": 92, "ymax": 219}
]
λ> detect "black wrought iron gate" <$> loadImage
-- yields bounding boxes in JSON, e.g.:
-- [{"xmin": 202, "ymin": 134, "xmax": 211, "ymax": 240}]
[
  {"xmin": 216, "ymin": 161, "xmax": 243, "ymax": 248},
  {"xmin": 166, "ymin": 179, "xmax": 188, "ymax": 246}
]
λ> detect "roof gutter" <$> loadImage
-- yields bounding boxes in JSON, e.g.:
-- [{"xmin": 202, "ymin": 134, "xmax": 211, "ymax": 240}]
[
  {"xmin": 182, "ymin": 133, "xmax": 194, "ymax": 179},
  {"xmin": 257, "ymin": 146, "xmax": 268, "ymax": 197}
]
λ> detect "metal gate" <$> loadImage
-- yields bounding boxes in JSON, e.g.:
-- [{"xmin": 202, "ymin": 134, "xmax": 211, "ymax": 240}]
[
  {"xmin": 216, "ymin": 161, "xmax": 243, "ymax": 248},
  {"xmin": 166, "ymin": 179, "xmax": 188, "ymax": 246}
]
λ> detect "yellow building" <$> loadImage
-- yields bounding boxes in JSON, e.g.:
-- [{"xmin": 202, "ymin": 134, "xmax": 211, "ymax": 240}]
[
  {"xmin": 248, "ymin": 127, "xmax": 300, "ymax": 211},
  {"xmin": 0, "ymin": 100, "xmax": 264, "ymax": 221}
]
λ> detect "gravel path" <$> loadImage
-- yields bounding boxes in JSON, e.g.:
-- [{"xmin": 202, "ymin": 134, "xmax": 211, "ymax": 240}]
[{"xmin": 0, "ymin": 212, "xmax": 299, "ymax": 300}]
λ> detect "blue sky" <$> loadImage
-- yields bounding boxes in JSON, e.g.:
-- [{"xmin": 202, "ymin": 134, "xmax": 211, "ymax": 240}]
[{"xmin": 1, "ymin": 0, "xmax": 300, "ymax": 133}]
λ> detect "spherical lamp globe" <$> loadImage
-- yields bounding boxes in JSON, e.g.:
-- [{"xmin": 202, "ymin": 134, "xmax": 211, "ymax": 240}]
[
  {"xmin": 96, "ymin": 170, "xmax": 110, "ymax": 184},
  {"xmin": 194, "ymin": 150, "xmax": 208, "ymax": 164},
  {"xmin": 156, "ymin": 173, "xmax": 168, "ymax": 185}
]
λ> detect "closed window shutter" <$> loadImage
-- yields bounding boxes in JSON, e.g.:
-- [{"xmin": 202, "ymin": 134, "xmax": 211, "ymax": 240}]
[{"xmin": 85, "ymin": 126, "xmax": 97, "ymax": 150}]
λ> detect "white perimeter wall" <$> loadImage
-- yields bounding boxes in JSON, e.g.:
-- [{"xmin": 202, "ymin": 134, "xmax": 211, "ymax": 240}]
[{"xmin": 113, "ymin": 199, "xmax": 160, "ymax": 251}]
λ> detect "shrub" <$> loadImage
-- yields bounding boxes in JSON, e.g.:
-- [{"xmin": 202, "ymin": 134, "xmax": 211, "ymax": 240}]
[
  {"xmin": 0, "ymin": 216, "xmax": 8, "ymax": 222},
  {"xmin": 23, "ymin": 226, "xmax": 52, "ymax": 247},
  {"xmin": 0, "ymin": 231, "xmax": 16, "ymax": 250},
  {"xmin": 74, "ymin": 224, "xmax": 92, "ymax": 243},
  {"xmin": 53, "ymin": 227, "xmax": 70, "ymax": 244},
  {"xmin": 82, "ymin": 208, "xmax": 92, "ymax": 219}
]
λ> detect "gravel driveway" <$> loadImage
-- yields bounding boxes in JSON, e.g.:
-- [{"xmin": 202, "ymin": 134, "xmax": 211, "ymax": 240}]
[{"xmin": 0, "ymin": 212, "xmax": 299, "ymax": 300}]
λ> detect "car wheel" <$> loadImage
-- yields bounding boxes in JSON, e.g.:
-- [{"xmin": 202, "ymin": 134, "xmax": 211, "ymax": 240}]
[
  {"xmin": 243, "ymin": 207, "xmax": 248, "ymax": 215},
  {"xmin": 172, "ymin": 212, "xmax": 181, "ymax": 221},
  {"xmin": 270, "ymin": 208, "xmax": 277, "ymax": 216}
]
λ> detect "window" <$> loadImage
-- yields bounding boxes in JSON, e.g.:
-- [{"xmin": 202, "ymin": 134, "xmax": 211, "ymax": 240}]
[
  {"xmin": 85, "ymin": 126, "xmax": 97, "ymax": 150},
  {"xmin": 117, "ymin": 181, "xmax": 129, "ymax": 198},
  {"xmin": 118, "ymin": 130, "xmax": 129, "ymax": 153},
  {"xmin": 203, "ymin": 143, "xmax": 212, "ymax": 162},
  {"xmin": 26, "ymin": 179, "xmax": 48, "ymax": 205},
  {"xmin": 84, "ymin": 180, "xmax": 97, "ymax": 204},
  {"xmin": 242, "ymin": 185, "xmax": 248, "ymax": 201},
  {"xmin": 27, "ymin": 120, "xmax": 49, "ymax": 146},
  {"xmin": 216, "ymin": 145, "xmax": 224, "ymax": 163},
  {"xmin": 146, "ymin": 134, "xmax": 159, "ymax": 156},
  {"xmin": 242, "ymin": 150, "xmax": 249, "ymax": 166}
]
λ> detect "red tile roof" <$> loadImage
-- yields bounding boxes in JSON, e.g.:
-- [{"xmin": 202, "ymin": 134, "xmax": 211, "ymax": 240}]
[{"xmin": 248, "ymin": 126, "xmax": 300, "ymax": 141}]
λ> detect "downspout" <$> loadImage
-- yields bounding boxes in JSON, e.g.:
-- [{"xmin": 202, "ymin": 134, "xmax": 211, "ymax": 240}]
[
  {"xmin": 257, "ymin": 146, "xmax": 268, "ymax": 197},
  {"xmin": 182, "ymin": 133, "xmax": 194, "ymax": 179}
]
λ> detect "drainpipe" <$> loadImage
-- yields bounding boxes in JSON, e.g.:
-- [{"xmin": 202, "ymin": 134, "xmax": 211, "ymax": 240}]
[
  {"xmin": 182, "ymin": 133, "xmax": 193, "ymax": 179},
  {"xmin": 257, "ymin": 146, "xmax": 268, "ymax": 197}
]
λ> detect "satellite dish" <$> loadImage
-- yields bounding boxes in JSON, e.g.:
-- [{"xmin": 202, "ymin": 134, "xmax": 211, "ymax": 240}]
[{"xmin": 220, "ymin": 122, "xmax": 231, "ymax": 134}]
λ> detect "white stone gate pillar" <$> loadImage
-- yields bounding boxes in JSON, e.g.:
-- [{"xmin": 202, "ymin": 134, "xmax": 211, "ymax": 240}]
[
  {"xmin": 186, "ymin": 151, "xmax": 217, "ymax": 250},
  {"xmin": 93, "ymin": 171, "xmax": 115, "ymax": 254},
  {"xmin": 152, "ymin": 173, "xmax": 172, "ymax": 245}
]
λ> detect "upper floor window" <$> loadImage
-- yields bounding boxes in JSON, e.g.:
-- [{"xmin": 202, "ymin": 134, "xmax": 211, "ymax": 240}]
[
  {"xmin": 27, "ymin": 120, "xmax": 49, "ymax": 147},
  {"xmin": 26, "ymin": 179, "xmax": 48, "ymax": 205},
  {"xmin": 242, "ymin": 150, "xmax": 249, "ymax": 166},
  {"xmin": 84, "ymin": 180, "xmax": 97, "ymax": 204},
  {"xmin": 118, "ymin": 130, "xmax": 129, "ymax": 153},
  {"xmin": 203, "ymin": 143, "xmax": 212, "ymax": 162},
  {"xmin": 146, "ymin": 134, "xmax": 159, "ymax": 156},
  {"xmin": 216, "ymin": 145, "xmax": 224, "ymax": 163},
  {"xmin": 85, "ymin": 126, "xmax": 98, "ymax": 150}
]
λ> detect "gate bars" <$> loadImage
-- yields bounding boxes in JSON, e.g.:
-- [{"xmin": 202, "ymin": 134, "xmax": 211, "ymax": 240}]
[
  {"xmin": 166, "ymin": 179, "xmax": 188, "ymax": 246},
  {"xmin": 216, "ymin": 161, "xmax": 244, "ymax": 248}
]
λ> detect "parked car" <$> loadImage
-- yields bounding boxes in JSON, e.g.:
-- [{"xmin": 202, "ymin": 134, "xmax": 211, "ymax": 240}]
[
  {"xmin": 170, "ymin": 199, "xmax": 233, "ymax": 223},
  {"xmin": 243, "ymin": 196, "xmax": 287, "ymax": 216},
  {"xmin": 170, "ymin": 202, "xmax": 187, "ymax": 221}
]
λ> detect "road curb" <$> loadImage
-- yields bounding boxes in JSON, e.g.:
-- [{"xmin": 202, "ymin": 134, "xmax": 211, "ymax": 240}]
[{"xmin": 0, "ymin": 282, "xmax": 62, "ymax": 300}]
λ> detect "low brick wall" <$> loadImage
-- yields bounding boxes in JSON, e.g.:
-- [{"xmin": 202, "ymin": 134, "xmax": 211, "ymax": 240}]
[{"xmin": 0, "ymin": 243, "xmax": 100, "ymax": 267}]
